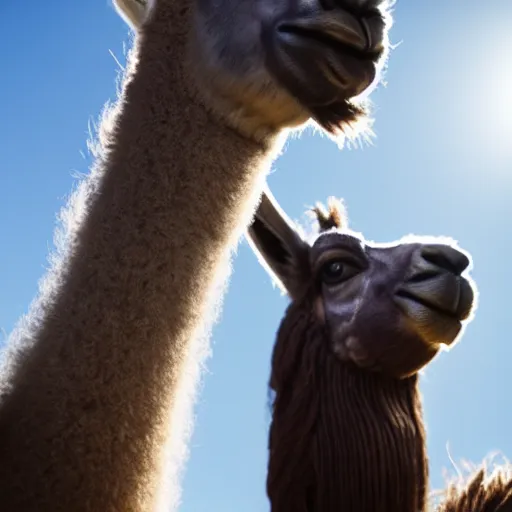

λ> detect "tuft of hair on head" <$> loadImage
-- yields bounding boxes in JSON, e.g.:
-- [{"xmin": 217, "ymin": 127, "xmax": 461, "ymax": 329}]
[{"xmin": 310, "ymin": 197, "xmax": 348, "ymax": 233}]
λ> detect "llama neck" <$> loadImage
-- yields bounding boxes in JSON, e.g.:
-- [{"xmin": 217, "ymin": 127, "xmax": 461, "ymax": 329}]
[
  {"xmin": 0, "ymin": 10, "xmax": 282, "ymax": 511},
  {"xmin": 267, "ymin": 303, "xmax": 429, "ymax": 512}
]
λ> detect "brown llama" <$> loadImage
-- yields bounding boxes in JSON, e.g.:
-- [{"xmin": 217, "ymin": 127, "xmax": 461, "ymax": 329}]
[
  {"xmin": 0, "ymin": 0, "xmax": 392, "ymax": 510},
  {"xmin": 246, "ymin": 188, "xmax": 496, "ymax": 511}
]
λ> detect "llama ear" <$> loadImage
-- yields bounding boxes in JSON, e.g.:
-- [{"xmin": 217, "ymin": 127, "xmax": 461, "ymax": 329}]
[
  {"xmin": 114, "ymin": 0, "xmax": 152, "ymax": 30},
  {"xmin": 247, "ymin": 188, "xmax": 310, "ymax": 299}
]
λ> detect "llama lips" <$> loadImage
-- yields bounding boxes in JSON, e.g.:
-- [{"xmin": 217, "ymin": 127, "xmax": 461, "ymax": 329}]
[
  {"xmin": 399, "ymin": 275, "xmax": 474, "ymax": 321},
  {"xmin": 394, "ymin": 274, "xmax": 475, "ymax": 347},
  {"xmin": 263, "ymin": 7, "xmax": 386, "ymax": 113},
  {"xmin": 278, "ymin": 11, "xmax": 385, "ymax": 54}
]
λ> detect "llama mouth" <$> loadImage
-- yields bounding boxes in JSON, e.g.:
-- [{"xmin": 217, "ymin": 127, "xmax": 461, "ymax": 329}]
[
  {"xmin": 394, "ymin": 290, "xmax": 465, "ymax": 349},
  {"xmin": 395, "ymin": 289, "xmax": 463, "ymax": 322},
  {"xmin": 396, "ymin": 274, "xmax": 474, "ymax": 322},
  {"xmin": 276, "ymin": 24, "xmax": 379, "ymax": 70},
  {"xmin": 276, "ymin": 15, "xmax": 383, "ymax": 62},
  {"xmin": 264, "ymin": 9, "xmax": 385, "ymax": 107}
]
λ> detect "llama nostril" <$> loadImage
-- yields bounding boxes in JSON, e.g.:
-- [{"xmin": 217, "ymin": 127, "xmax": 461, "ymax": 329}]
[{"xmin": 420, "ymin": 245, "xmax": 470, "ymax": 276}]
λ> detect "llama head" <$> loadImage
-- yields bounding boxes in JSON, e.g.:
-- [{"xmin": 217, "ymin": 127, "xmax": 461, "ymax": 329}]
[
  {"xmin": 113, "ymin": 0, "xmax": 391, "ymax": 136},
  {"xmin": 248, "ymin": 190, "xmax": 476, "ymax": 379}
]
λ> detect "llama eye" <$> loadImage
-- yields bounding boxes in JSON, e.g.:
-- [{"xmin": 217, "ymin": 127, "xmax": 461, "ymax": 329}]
[{"xmin": 320, "ymin": 260, "xmax": 348, "ymax": 284}]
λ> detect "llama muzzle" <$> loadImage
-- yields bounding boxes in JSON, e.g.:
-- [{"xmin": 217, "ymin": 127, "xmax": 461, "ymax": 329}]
[{"xmin": 394, "ymin": 243, "xmax": 475, "ymax": 349}]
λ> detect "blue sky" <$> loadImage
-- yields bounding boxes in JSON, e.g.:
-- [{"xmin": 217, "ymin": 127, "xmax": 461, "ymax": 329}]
[{"xmin": 0, "ymin": 0, "xmax": 511, "ymax": 509}]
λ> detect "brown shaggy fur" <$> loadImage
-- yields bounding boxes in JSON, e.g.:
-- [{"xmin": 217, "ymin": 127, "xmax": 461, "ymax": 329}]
[
  {"xmin": 268, "ymin": 301, "xmax": 428, "ymax": 511},
  {"xmin": 0, "ymin": 0, "xmax": 390, "ymax": 509},
  {"xmin": 435, "ymin": 464, "xmax": 512, "ymax": 511}
]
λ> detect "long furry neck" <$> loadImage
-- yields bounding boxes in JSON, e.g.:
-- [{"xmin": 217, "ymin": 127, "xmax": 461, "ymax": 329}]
[
  {"xmin": 0, "ymin": 7, "xmax": 280, "ymax": 511},
  {"xmin": 267, "ymin": 299, "xmax": 429, "ymax": 512}
]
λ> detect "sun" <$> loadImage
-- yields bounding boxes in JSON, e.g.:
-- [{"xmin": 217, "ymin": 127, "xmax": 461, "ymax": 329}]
[{"xmin": 464, "ymin": 25, "xmax": 512, "ymax": 169}]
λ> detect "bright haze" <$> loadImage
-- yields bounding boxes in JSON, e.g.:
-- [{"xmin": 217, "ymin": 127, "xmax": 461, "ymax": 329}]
[{"xmin": 0, "ymin": 0, "xmax": 511, "ymax": 509}]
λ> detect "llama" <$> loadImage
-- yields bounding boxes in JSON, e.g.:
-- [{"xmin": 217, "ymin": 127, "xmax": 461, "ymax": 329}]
[
  {"xmin": 0, "ymin": 0, "xmax": 392, "ymax": 510},
  {"xmin": 247, "ymin": 189, "xmax": 484, "ymax": 511}
]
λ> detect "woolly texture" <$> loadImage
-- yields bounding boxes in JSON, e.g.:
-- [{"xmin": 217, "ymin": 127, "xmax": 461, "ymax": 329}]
[
  {"xmin": 435, "ymin": 459, "xmax": 512, "ymax": 511},
  {"xmin": 0, "ymin": 4, "xmax": 277, "ymax": 510},
  {"xmin": 267, "ymin": 299, "xmax": 428, "ymax": 512}
]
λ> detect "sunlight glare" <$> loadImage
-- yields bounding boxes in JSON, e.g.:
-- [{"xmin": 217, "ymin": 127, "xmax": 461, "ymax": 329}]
[{"xmin": 464, "ymin": 26, "xmax": 512, "ymax": 169}]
